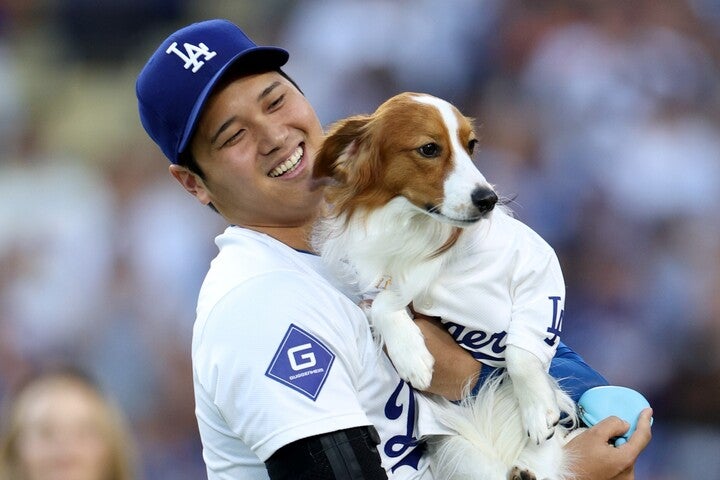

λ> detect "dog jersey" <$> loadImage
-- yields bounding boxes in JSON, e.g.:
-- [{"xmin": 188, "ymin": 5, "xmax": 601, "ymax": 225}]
[
  {"xmin": 192, "ymin": 226, "xmax": 439, "ymax": 479},
  {"xmin": 413, "ymin": 208, "xmax": 565, "ymax": 369}
]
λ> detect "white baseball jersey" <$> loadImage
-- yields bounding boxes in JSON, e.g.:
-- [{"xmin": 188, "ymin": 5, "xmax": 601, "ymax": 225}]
[
  {"xmin": 192, "ymin": 226, "xmax": 441, "ymax": 479},
  {"xmin": 413, "ymin": 208, "xmax": 565, "ymax": 368}
]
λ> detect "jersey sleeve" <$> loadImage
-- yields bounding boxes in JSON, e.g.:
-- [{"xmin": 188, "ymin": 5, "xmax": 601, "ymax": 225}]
[
  {"xmin": 193, "ymin": 270, "xmax": 372, "ymax": 462},
  {"xmin": 549, "ymin": 341, "xmax": 609, "ymax": 402},
  {"xmin": 506, "ymin": 245, "xmax": 566, "ymax": 368}
]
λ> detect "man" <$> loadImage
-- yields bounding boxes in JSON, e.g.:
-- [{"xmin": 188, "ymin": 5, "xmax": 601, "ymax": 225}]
[{"xmin": 136, "ymin": 19, "xmax": 651, "ymax": 479}]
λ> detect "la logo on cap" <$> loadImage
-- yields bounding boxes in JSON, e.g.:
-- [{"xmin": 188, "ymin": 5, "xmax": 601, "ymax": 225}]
[{"xmin": 166, "ymin": 41, "xmax": 217, "ymax": 73}]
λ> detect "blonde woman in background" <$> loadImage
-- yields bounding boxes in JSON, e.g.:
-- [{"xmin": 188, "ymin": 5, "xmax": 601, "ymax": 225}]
[{"xmin": 0, "ymin": 367, "xmax": 136, "ymax": 480}]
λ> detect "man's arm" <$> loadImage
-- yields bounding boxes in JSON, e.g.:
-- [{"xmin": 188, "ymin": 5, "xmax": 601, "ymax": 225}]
[
  {"xmin": 412, "ymin": 314, "xmax": 481, "ymax": 400},
  {"xmin": 549, "ymin": 341, "xmax": 608, "ymax": 402}
]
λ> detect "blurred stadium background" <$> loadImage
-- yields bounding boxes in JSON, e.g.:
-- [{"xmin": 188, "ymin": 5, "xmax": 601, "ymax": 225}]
[{"xmin": 1, "ymin": 0, "xmax": 719, "ymax": 478}]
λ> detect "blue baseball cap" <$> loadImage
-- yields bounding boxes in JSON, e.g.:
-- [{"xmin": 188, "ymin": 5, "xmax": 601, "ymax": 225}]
[{"xmin": 136, "ymin": 19, "xmax": 289, "ymax": 163}]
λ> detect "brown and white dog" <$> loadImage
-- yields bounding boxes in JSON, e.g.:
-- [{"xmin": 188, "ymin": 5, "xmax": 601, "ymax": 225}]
[{"xmin": 311, "ymin": 92, "xmax": 577, "ymax": 479}]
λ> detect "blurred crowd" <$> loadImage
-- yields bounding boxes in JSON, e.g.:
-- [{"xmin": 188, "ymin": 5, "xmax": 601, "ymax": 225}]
[{"xmin": 0, "ymin": 1, "xmax": 718, "ymax": 478}]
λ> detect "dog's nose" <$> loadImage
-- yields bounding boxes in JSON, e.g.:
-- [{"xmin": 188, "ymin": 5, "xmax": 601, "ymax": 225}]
[{"xmin": 471, "ymin": 187, "xmax": 498, "ymax": 214}]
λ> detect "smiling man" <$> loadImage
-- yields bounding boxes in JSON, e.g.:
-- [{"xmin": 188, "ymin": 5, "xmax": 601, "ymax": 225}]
[{"xmin": 136, "ymin": 19, "xmax": 651, "ymax": 480}]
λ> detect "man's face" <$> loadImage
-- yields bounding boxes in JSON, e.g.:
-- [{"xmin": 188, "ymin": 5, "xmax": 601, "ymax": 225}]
[{"xmin": 187, "ymin": 71, "xmax": 325, "ymax": 230}]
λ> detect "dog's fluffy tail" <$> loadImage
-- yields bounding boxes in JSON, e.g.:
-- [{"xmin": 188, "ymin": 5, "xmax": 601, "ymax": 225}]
[{"xmin": 426, "ymin": 371, "xmax": 578, "ymax": 479}]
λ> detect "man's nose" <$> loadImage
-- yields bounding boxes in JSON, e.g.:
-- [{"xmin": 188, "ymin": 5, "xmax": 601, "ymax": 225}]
[{"xmin": 258, "ymin": 121, "xmax": 289, "ymax": 156}]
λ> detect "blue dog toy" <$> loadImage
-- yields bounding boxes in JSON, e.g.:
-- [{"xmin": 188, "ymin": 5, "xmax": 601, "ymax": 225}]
[{"xmin": 577, "ymin": 386, "xmax": 653, "ymax": 447}]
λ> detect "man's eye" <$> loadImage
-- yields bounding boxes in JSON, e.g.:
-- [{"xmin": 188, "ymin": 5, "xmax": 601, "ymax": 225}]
[
  {"xmin": 223, "ymin": 130, "xmax": 244, "ymax": 147},
  {"xmin": 468, "ymin": 139, "xmax": 478, "ymax": 154},
  {"xmin": 417, "ymin": 143, "xmax": 440, "ymax": 158},
  {"xmin": 269, "ymin": 94, "xmax": 285, "ymax": 109}
]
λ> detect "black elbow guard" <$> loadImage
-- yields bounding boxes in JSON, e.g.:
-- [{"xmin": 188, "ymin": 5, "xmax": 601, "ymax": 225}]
[{"xmin": 265, "ymin": 426, "xmax": 387, "ymax": 479}]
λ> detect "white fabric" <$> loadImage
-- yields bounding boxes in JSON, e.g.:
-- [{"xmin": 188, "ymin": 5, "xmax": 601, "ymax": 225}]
[
  {"xmin": 192, "ymin": 226, "xmax": 438, "ymax": 479},
  {"xmin": 413, "ymin": 209, "xmax": 565, "ymax": 368}
]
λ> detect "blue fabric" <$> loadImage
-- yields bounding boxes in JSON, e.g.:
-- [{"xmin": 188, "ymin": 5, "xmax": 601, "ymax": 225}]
[
  {"xmin": 136, "ymin": 19, "xmax": 289, "ymax": 163},
  {"xmin": 470, "ymin": 342, "xmax": 608, "ymax": 403},
  {"xmin": 549, "ymin": 342, "xmax": 608, "ymax": 402}
]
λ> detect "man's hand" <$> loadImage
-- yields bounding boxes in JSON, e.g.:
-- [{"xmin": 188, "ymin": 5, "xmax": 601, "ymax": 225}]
[{"xmin": 566, "ymin": 408, "xmax": 653, "ymax": 480}]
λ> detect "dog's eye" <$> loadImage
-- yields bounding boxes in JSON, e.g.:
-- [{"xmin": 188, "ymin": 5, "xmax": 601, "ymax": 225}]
[
  {"xmin": 417, "ymin": 143, "xmax": 440, "ymax": 158},
  {"xmin": 468, "ymin": 139, "xmax": 478, "ymax": 154}
]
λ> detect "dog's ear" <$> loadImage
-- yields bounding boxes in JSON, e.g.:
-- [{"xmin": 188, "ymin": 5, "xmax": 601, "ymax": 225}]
[{"xmin": 313, "ymin": 115, "xmax": 371, "ymax": 182}]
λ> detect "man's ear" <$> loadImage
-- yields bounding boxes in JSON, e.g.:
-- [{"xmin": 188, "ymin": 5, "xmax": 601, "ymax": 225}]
[{"xmin": 169, "ymin": 165, "xmax": 211, "ymax": 205}]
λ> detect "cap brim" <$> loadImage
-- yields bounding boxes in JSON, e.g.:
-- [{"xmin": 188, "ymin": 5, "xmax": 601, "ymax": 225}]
[{"xmin": 177, "ymin": 46, "xmax": 289, "ymax": 157}]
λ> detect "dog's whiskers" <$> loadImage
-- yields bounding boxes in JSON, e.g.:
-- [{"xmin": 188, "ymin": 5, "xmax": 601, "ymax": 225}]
[{"xmin": 497, "ymin": 193, "xmax": 519, "ymax": 208}]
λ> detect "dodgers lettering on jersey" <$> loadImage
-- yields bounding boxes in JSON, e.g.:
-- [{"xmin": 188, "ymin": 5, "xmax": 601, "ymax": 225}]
[{"xmin": 443, "ymin": 322, "xmax": 507, "ymax": 363}]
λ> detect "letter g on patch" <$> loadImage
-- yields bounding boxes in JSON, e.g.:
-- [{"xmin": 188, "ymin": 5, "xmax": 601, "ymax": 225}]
[{"xmin": 288, "ymin": 343, "xmax": 317, "ymax": 371}]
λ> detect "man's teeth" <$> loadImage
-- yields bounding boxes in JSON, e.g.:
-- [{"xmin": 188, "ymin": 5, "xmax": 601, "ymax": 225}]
[{"xmin": 269, "ymin": 147, "xmax": 303, "ymax": 177}]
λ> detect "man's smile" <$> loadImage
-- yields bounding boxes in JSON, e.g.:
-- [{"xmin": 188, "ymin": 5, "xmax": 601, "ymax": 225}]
[{"xmin": 269, "ymin": 145, "xmax": 304, "ymax": 178}]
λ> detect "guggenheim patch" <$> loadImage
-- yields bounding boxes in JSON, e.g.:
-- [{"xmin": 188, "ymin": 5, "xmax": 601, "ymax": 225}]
[{"xmin": 265, "ymin": 324, "xmax": 335, "ymax": 400}]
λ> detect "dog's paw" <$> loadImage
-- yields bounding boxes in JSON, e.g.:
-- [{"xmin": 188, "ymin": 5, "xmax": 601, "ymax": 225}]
[
  {"xmin": 515, "ymin": 377, "xmax": 562, "ymax": 445},
  {"xmin": 389, "ymin": 342, "xmax": 434, "ymax": 390},
  {"xmin": 521, "ymin": 400, "xmax": 561, "ymax": 445},
  {"xmin": 509, "ymin": 466, "xmax": 537, "ymax": 480},
  {"xmin": 372, "ymin": 308, "xmax": 435, "ymax": 389},
  {"xmin": 384, "ymin": 333, "xmax": 434, "ymax": 390}
]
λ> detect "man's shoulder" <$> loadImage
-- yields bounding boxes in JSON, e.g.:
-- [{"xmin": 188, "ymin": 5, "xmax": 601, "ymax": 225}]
[
  {"xmin": 216, "ymin": 226, "xmax": 298, "ymax": 265},
  {"xmin": 196, "ymin": 225, "xmax": 360, "ymax": 328},
  {"xmin": 205, "ymin": 227, "xmax": 317, "ymax": 289},
  {"xmin": 194, "ymin": 228, "xmax": 311, "ymax": 326}
]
